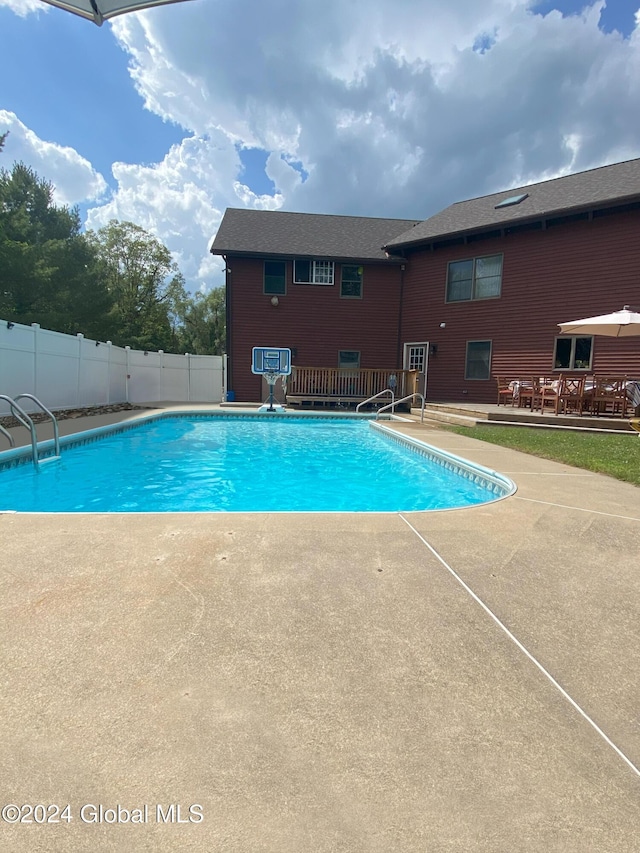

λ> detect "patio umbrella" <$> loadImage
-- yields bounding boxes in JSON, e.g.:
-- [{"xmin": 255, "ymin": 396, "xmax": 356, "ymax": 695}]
[
  {"xmin": 558, "ymin": 305, "xmax": 640, "ymax": 338},
  {"xmin": 39, "ymin": 0, "xmax": 195, "ymax": 26}
]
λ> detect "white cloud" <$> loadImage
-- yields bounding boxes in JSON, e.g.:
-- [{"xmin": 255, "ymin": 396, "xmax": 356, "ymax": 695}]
[
  {"xmin": 85, "ymin": 131, "xmax": 243, "ymax": 291},
  {"xmin": 0, "ymin": 0, "xmax": 43, "ymax": 16},
  {"xmin": 0, "ymin": 110, "xmax": 108, "ymax": 206},
  {"xmin": 5, "ymin": 0, "xmax": 640, "ymax": 294},
  {"xmin": 106, "ymin": 0, "xmax": 640, "ymax": 223}
]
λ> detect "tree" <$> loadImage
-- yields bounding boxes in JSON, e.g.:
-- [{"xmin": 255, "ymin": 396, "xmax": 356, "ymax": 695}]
[
  {"xmin": 177, "ymin": 287, "xmax": 226, "ymax": 355},
  {"xmin": 0, "ymin": 162, "xmax": 112, "ymax": 338},
  {"xmin": 87, "ymin": 220, "xmax": 188, "ymax": 351}
]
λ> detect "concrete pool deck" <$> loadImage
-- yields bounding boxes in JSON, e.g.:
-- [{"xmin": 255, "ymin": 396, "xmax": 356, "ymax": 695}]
[{"xmin": 1, "ymin": 405, "xmax": 639, "ymax": 851}]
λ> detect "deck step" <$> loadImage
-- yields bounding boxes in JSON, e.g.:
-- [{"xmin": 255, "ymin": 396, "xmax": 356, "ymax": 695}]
[{"xmin": 412, "ymin": 405, "xmax": 635, "ymax": 434}]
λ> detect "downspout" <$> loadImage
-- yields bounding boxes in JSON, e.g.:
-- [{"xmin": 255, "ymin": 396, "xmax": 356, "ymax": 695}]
[
  {"xmin": 396, "ymin": 257, "xmax": 406, "ymax": 368},
  {"xmin": 224, "ymin": 254, "xmax": 232, "ymax": 399}
]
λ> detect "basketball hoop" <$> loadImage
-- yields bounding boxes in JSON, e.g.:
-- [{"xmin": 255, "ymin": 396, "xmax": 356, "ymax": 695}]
[{"xmin": 251, "ymin": 347, "xmax": 292, "ymax": 412}]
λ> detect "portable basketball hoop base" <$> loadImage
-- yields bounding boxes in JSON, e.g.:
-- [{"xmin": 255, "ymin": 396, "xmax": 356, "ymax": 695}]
[
  {"xmin": 260, "ymin": 372, "xmax": 285, "ymax": 413},
  {"xmin": 251, "ymin": 347, "xmax": 292, "ymax": 413}
]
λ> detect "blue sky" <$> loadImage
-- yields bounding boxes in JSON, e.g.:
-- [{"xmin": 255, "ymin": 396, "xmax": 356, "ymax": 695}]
[{"xmin": 1, "ymin": 0, "xmax": 639, "ymax": 293}]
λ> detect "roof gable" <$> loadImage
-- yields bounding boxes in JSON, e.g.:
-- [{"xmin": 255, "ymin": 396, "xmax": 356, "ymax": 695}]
[
  {"xmin": 386, "ymin": 158, "xmax": 640, "ymax": 250},
  {"xmin": 211, "ymin": 208, "xmax": 420, "ymax": 262}
]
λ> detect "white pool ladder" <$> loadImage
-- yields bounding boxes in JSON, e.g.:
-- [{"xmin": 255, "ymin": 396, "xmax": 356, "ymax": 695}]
[{"xmin": 0, "ymin": 394, "xmax": 60, "ymax": 468}]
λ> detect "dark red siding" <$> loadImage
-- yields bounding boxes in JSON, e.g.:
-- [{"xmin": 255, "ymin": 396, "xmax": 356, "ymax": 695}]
[
  {"xmin": 400, "ymin": 209, "xmax": 640, "ymax": 404},
  {"xmin": 227, "ymin": 257, "xmax": 403, "ymax": 401}
]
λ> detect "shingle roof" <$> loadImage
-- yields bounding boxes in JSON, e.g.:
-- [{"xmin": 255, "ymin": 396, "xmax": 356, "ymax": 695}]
[
  {"xmin": 210, "ymin": 208, "xmax": 420, "ymax": 262},
  {"xmin": 385, "ymin": 158, "xmax": 640, "ymax": 250}
]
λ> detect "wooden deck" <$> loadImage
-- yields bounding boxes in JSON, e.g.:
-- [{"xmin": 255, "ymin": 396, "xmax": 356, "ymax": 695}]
[
  {"xmin": 285, "ymin": 367, "xmax": 419, "ymax": 408},
  {"xmin": 413, "ymin": 401, "xmax": 639, "ymax": 433}
]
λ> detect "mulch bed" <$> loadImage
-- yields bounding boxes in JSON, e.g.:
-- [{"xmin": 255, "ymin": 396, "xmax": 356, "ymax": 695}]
[{"xmin": 0, "ymin": 403, "xmax": 153, "ymax": 430}]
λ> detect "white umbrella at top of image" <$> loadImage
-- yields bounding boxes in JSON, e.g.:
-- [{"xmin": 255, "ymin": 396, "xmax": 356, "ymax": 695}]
[
  {"xmin": 558, "ymin": 306, "xmax": 640, "ymax": 338},
  {"xmin": 38, "ymin": 0, "xmax": 195, "ymax": 26}
]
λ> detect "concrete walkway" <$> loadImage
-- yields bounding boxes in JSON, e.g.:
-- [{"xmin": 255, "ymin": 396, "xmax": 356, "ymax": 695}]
[{"xmin": 1, "ymin": 407, "xmax": 639, "ymax": 852}]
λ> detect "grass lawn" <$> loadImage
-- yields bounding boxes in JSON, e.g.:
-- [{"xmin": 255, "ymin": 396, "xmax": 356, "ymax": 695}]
[{"xmin": 446, "ymin": 425, "xmax": 640, "ymax": 487}]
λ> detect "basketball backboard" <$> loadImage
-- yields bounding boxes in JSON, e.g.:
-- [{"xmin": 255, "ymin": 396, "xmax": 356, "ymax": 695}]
[{"xmin": 251, "ymin": 347, "xmax": 292, "ymax": 375}]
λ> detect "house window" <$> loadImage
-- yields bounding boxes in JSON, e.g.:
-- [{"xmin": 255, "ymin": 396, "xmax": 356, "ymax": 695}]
[
  {"xmin": 446, "ymin": 254, "xmax": 502, "ymax": 302},
  {"xmin": 264, "ymin": 260, "xmax": 286, "ymax": 295},
  {"xmin": 293, "ymin": 259, "xmax": 334, "ymax": 285},
  {"xmin": 465, "ymin": 340, "xmax": 492, "ymax": 380},
  {"xmin": 554, "ymin": 336, "xmax": 593, "ymax": 370},
  {"xmin": 341, "ymin": 265, "xmax": 363, "ymax": 298},
  {"xmin": 338, "ymin": 350, "xmax": 360, "ymax": 369}
]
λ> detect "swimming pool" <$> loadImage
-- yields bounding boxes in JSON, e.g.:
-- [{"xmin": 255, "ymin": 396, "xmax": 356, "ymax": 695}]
[{"xmin": 0, "ymin": 414, "xmax": 515, "ymax": 513}]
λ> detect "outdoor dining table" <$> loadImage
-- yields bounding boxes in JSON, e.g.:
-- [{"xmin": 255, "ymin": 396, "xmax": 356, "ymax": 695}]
[{"xmin": 508, "ymin": 377, "xmax": 640, "ymax": 415}]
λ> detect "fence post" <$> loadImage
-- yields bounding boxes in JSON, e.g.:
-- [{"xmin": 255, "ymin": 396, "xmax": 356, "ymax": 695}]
[
  {"xmin": 158, "ymin": 350, "xmax": 164, "ymax": 401},
  {"xmin": 75, "ymin": 333, "xmax": 84, "ymax": 407},
  {"xmin": 125, "ymin": 346, "xmax": 130, "ymax": 404},
  {"xmin": 106, "ymin": 341, "xmax": 112, "ymax": 404},
  {"xmin": 185, "ymin": 353, "xmax": 191, "ymax": 402},
  {"xmin": 223, "ymin": 353, "xmax": 228, "ymax": 402},
  {"xmin": 31, "ymin": 323, "xmax": 40, "ymax": 399}
]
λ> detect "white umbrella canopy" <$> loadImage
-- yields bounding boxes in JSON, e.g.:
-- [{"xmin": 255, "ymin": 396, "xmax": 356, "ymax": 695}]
[
  {"xmin": 558, "ymin": 306, "xmax": 640, "ymax": 338},
  {"xmin": 39, "ymin": 0, "xmax": 194, "ymax": 26}
]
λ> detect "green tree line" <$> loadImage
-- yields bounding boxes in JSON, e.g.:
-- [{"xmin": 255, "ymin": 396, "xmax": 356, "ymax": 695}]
[{"xmin": 0, "ymin": 156, "xmax": 224, "ymax": 355}]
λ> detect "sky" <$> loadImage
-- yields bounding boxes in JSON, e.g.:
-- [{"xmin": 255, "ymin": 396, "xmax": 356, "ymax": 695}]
[{"xmin": 0, "ymin": 0, "xmax": 639, "ymax": 294}]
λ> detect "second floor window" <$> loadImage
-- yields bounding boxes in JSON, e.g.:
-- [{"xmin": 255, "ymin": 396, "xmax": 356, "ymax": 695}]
[
  {"xmin": 340, "ymin": 265, "xmax": 363, "ymax": 298},
  {"xmin": 264, "ymin": 260, "xmax": 286, "ymax": 295},
  {"xmin": 446, "ymin": 254, "xmax": 503, "ymax": 302},
  {"xmin": 294, "ymin": 259, "xmax": 334, "ymax": 285}
]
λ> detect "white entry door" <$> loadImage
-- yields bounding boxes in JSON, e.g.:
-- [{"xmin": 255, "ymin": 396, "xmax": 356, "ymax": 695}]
[{"xmin": 403, "ymin": 342, "xmax": 428, "ymax": 398}]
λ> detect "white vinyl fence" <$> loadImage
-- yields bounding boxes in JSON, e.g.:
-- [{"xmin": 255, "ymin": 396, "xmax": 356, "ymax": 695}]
[{"xmin": 0, "ymin": 320, "xmax": 225, "ymax": 412}]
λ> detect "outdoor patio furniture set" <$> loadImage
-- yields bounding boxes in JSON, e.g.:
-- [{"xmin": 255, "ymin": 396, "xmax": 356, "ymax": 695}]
[{"xmin": 496, "ymin": 376, "xmax": 640, "ymax": 418}]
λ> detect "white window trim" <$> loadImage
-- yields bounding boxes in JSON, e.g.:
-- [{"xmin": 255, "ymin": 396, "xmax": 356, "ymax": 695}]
[{"xmin": 293, "ymin": 259, "xmax": 335, "ymax": 285}]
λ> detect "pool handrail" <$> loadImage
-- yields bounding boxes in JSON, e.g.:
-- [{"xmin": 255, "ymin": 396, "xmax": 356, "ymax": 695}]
[
  {"xmin": 356, "ymin": 388, "xmax": 395, "ymax": 412},
  {"xmin": 0, "ymin": 423, "xmax": 15, "ymax": 448},
  {"xmin": 0, "ymin": 395, "xmax": 39, "ymax": 467},
  {"xmin": 375, "ymin": 393, "xmax": 425, "ymax": 422},
  {"xmin": 0, "ymin": 394, "xmax": 60, "ymax": 468},
  {"xmin": 14, "ymin": 394, "xmax": 60, "ymax": 459}
]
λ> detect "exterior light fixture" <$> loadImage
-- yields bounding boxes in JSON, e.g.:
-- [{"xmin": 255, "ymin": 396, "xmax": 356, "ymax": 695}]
[
  {"xmin": 6, "ymin": 321, "xmax": 15, "ymax": 330},
  {"xmin": 439, "ymin": 322, "xmax": 446, "ymax": 329},
  {"xmin": 270, "ymin": 296, "xmax": 279, "ymax": 307}
]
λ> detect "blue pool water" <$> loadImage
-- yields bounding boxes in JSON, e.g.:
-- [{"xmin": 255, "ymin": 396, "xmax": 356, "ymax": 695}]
[{"xmin": 0, "ymin": 416, "xmax": 512, "ymax": 513}]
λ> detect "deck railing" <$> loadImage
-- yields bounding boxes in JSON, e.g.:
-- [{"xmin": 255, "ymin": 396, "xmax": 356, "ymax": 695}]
[{"xmin": 286, "ymin": 367, "xmax": 419, "ymax": 401}]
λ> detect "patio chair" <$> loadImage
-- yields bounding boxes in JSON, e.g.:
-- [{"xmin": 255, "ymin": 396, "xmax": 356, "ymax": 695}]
[
  {"xmin": 543, "ymin": 376, "xmax": 586, "ymax": 415},
  {"xmin": 496, "ymin": 376, "xmax": 515, "ymax": 406},
  {"xmin": 530, "ymin": 376, "xmax": 561, "ymax": 412},
  {"xmin": 590, "ymin": 376, "xmax": 629, "ymax": 417},
  {"xmin": 517, "ymin": 376, "xmax": 541, "ymax": 410}
]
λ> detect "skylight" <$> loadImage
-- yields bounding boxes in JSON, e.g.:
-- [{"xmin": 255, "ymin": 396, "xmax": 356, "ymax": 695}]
[{"xmin": 495, "ymin": 193, "xmax": 529, "ymax": 209}]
